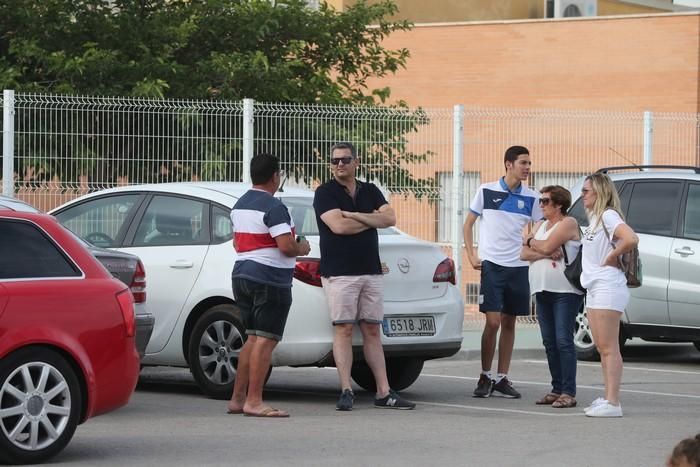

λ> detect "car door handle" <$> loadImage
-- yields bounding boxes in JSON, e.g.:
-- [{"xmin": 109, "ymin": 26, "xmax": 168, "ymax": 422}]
[
  {"xmin": 169, "ymin": 260, "xmax": 194, "ymax": 269},
  {"xmin": 673, "ymin": 247, "xmax": 695, "ymax": 257}
]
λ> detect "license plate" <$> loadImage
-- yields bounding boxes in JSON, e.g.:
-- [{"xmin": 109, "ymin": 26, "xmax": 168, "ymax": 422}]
[{"xmin": 382, "ymin": 316, "xmax": 436, "ymax": 337}]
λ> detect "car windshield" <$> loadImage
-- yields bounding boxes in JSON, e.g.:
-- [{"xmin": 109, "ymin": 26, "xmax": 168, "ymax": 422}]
[{"xmin": 280, "ymin": 197, "xmax": 398, "ymax": 236}]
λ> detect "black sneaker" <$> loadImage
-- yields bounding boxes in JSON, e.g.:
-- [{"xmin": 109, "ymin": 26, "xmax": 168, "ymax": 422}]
[
  {"xmin": 473, "ymin": 374, "xmax": 494, "ymax": 398},
  {"xmin": 336, "ymin": 389, "xmax": 355, "ymax": 411},
  {"xmin": 374, "ymin": 390, "xmax": 416, "ymax": 410},
  {"xmin": 491, "ymin": 376, "xmax": 521, "ymax": 399}
]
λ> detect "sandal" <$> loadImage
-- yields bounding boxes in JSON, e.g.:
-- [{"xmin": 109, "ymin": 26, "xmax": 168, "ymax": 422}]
[
  {"xmin": 535, "ymin": 393, "xmax": 560, "ymax": 405},
  {"xmin": 243, "ymin": 407, "xmax": 290, "ymax": 418},
  {"xmin": 552, "ymin": 394, "xmax": 577, "ymax": 408}
]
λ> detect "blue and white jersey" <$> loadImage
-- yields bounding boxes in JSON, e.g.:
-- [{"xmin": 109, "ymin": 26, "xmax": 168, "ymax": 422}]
[{"xmin": 469, "ymin": 177, "xmax": 542, "ymax": 268}]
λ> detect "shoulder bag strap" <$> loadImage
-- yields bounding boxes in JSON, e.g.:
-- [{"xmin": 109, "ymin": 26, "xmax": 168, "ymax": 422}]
[
  {"xmin": 600, "ymin": 218, "xmax": 616, "ymax": 250},
  {"xmin": 601, "ymin": 216, "xmax": 627, "ymax": 271},
  {"xmin": 562, "ymin": 223, "xmax": 584, "ymax": 266}
]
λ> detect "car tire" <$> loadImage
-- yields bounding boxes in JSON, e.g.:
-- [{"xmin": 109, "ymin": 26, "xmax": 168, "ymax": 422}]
[
  {"xmin": 188, "ymin": 304, "xmax": 247, "ymax": 400},
  {"xmin": 574, "ymin": 305, "xmax": 628, "ymax": 361},
  {"xmin": 0, "ymin": 347, "xmax": 82, "ymax": 465},
  {"xmin": 351, "ymin": 357, "xmax": 424, "ymax": 392}
]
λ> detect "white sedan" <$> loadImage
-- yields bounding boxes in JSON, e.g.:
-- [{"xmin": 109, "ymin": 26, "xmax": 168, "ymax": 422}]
[{"xmin": 51, "ymin": 182, "xmax": 464, "ymax": 399}]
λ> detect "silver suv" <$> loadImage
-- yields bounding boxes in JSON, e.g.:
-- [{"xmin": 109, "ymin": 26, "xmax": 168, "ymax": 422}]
[{"xmin": 567, "ymin": 166, "xmax": 700, "ymax": 360}]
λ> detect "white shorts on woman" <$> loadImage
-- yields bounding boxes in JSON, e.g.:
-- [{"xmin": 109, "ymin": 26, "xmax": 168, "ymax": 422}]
[{"xmin": 585, "ymin": 284, "xmax": 629, "ymax": 312}]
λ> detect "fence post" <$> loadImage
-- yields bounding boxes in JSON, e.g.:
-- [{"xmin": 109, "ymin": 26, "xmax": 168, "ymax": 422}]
[
  {"xmin": 242, "ymin": 98, "xmax": 254, "ymax": 183},
  {"xmin": 2, "ymin": 90, "xmax": 15, "ymax": 198},
  {"xmin": 643, "ymin": 111, "xmax": 653, "ymax": 166},
  {"xmin": 451, "ymin": 104, "xmax": 464, "ymax": 295}
]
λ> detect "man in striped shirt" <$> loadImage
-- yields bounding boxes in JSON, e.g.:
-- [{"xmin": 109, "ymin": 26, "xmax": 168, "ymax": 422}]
[{"xmin": 227, "ymin": 153, "xmax": 311, "ymax": 418}]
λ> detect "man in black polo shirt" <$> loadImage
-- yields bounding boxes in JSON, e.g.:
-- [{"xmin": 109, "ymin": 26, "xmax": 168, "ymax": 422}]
[{"xmin": 313, "ymin": 142, "xmax": 415, "ymax": 411}]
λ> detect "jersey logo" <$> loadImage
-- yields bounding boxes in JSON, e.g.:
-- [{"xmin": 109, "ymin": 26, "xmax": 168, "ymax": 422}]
[{"xmin": 483, "ymin": 188, "xmax": 534, "ymax": 215}]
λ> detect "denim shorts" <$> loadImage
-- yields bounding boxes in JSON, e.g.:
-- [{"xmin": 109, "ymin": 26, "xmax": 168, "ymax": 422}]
[
  {"xmin": 479, "ymin": 260, "xmax": 531, "ymax": 316},
  {"xmin": 232, "ymin": 278, "xmax": 293, "ymax": 341}
]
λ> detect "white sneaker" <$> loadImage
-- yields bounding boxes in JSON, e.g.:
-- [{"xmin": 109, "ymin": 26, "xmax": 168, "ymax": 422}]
[
  {"xmin": 585, "ymin": 401, "xmax": 623, "ymax": 418},
  {"xmin": 583, "ymin": 397, "xmax": 606, "ymax": 415}
]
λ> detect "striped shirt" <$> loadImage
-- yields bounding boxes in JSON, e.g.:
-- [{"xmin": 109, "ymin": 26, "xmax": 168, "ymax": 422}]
[{"xmin": 230, "ymin": 189, "xmax": 295, "ymax": 287}]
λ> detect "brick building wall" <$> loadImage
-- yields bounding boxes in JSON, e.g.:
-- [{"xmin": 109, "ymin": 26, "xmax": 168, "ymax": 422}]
[
  {"xmin": 368, "ymin": 13, "xmax": 700, "ymax": 113},
  {"xmin": 327, "ymin": 0, "xmax": 677, "ymax": 23}
]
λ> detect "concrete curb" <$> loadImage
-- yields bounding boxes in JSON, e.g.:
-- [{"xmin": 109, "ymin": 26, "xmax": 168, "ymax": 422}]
[{"xmin": 453, "ymin": 327, "xmax": 546, "ymax": 361}]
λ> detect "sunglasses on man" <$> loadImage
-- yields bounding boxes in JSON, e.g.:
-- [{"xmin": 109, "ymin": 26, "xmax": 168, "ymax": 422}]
[{"xmin": 330, "ymin": 156, "xmax": 354, "ymax": 165}]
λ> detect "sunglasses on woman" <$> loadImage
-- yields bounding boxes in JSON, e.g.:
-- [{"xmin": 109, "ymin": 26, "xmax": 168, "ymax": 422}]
[{"xmin": 539, "ymin": 197, "xmax": 551, "ymax": 206}]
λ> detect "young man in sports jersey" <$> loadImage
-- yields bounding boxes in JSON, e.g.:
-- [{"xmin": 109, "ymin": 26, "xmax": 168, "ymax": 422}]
[
  {"xmin": 227, "ymin": 153, "xmax": 311, "ymax": 418},
  {"xmin": 463, "ymin": 146, "xmax": 543, "ymax": 399}
]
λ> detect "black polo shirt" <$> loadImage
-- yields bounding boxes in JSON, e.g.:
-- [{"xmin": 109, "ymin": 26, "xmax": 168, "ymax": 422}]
[{"xmin": 313, "ymin": 179, "xmax": 388, "ymax": 277}]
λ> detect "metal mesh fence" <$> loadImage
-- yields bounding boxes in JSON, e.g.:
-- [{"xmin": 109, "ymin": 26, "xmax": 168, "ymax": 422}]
[
  {"xmin": 252, "ymin": 102, "xmax": 454, "ymax": 243},
  {"xmin": 7, "ymin": 93, "xmax": 244, "ymax": 211},
  {"xmin": 2, "ymin": 92, "xmax": 699, "ymax": 328}
]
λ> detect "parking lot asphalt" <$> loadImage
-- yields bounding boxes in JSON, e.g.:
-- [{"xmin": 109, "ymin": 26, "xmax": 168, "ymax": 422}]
[{"xmin": 56, "ymin": 332, "xmax": 699, "ymax": 467}]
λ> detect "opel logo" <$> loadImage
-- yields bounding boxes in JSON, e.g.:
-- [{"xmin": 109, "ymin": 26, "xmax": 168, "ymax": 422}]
[{"xmin": 397, "ymin": 258, "xmax": 410, "ymax": 274}]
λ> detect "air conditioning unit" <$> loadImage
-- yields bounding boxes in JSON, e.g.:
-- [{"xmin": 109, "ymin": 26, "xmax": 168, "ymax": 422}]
[{"xmin": 544, "ymin": 0, "xmax": 598, "ymax": 18}]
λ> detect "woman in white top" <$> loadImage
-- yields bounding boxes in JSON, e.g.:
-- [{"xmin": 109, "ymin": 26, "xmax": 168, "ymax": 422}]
[
  {"xmin": 521, "ymin": 185, "xmax": 584, "ymax": 409},
  {"xmin": 579, "ymin": 173, "xmax": 639, "ymax": 418}
]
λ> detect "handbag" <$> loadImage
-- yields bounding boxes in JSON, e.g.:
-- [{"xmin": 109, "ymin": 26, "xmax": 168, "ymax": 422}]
[
  {"xmin": 601, "ymin": 221, "xmax": 643, "ymax": 288},
  {"xmin": 561, "ymin": 243, "xmax": 585, "ymax": 292}
]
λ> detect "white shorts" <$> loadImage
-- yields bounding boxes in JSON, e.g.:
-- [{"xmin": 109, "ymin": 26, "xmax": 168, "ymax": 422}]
[{"xmin": 585, "ymin": 285, "xmax": 629, "ymax": 313}]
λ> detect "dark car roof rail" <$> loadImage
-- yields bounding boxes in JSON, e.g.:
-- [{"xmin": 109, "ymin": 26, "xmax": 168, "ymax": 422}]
[{"xmin": 597, "ymin": 165, "xmax": 700, "ymax": 174}]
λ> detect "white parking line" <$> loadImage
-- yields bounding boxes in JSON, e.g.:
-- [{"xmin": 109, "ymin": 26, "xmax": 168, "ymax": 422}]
[
  {"xmin": 414, "ymin": 401, "xmax": 581, "ymax": 417},
  {"xmin": 523, "ymin": 359, "xmax": 700, "ymax": 376},
  {"xmin": 420, "ymin": 373, "xmax": 700, "ymax": 400}
]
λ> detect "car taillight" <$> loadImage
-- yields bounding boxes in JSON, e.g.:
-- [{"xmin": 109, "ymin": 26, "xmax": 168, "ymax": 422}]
[
  {"xmin": 116, "ymin": 289, "xmax": 136, "ymax": 337},
  {"xmin": 433, "ymin": 258, "xmax": 456, "ymax": 285},
  {"xmin": 294, "ymin": 258, "xmax": 322, "ymax": 287},
  {"xmin": 130, "ymin": 260, "xmax": 146, "ymax": 304}
]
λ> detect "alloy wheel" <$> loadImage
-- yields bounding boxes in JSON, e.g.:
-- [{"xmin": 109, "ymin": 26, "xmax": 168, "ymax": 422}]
[
  {"xmin": 0, "ymin": 362, "xmax": 71, "ymax": 452},
  {"xmin": 574, "ymin": 308, "xmax": 595, "ymax": 351},
  {"xmin": 197, "ymin": 319, "xmax": 244, "ymax": 386}
]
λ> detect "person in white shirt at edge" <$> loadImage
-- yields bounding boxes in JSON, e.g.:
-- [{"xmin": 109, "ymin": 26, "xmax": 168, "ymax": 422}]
[
  {"xmin": 463, "ymin": 146, "xmax": 543, "ymax": 399},
  {"xmin": 521, "ymin": 185, "xmax": 584, "ymax": 409},
  {"xmin": 578, "ymin": 173, "xmax": 639, "ymax": 418}
]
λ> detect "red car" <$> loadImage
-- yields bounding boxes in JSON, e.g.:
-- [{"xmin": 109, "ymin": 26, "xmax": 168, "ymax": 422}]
[{"xmin": 0, "ymin": 210, "xmax": 140, "ymax": 464}]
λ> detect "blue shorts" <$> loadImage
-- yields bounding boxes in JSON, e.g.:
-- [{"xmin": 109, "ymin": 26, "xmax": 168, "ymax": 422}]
[
  {"xmin": 232, "ymin": 278, "xmax": 292, "ymax": 341},
  {"xmin": 479, "ymin": 260, "xmax": 531, "ymax": 316}
]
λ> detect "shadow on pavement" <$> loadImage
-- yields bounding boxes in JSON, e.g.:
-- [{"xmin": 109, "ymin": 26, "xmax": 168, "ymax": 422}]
[{"xmin": 622, "ymin": 342, "xmax": 699, "ymax": 364}]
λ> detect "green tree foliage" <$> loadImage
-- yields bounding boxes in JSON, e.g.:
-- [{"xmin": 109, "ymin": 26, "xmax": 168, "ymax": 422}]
[{"xmin": 1, "ymin": 0, "xmax": 436, "ymax": 197}]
